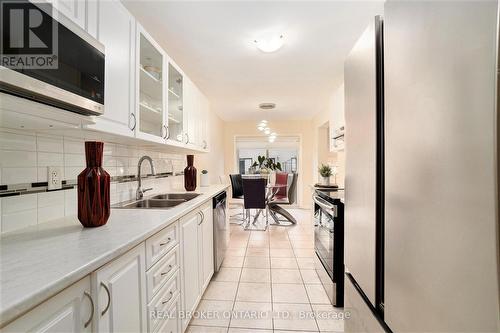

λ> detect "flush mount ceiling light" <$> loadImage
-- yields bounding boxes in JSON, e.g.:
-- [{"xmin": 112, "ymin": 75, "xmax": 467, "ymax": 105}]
[
  {"xmin": 259, "ymin": 103, "xmax": 276, "ymax": 110},
  {"xmin": 254, "ymin": 35, "xmax": 284, "ymax": 53}
]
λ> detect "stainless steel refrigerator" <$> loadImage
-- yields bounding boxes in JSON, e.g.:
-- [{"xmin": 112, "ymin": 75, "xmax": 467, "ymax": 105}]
[{"xmin": 344, "ymin": 1, "xmax": 500, "ymax": 332}]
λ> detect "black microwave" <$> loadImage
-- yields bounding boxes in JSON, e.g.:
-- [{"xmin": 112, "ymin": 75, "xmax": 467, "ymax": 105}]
[{"xmin": 0, "ymin": 0, "xmax": 105, "ymax": 115}]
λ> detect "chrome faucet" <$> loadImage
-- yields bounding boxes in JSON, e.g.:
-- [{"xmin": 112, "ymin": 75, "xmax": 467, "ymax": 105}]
[{"xmin": 136, "ymin": 155, "xmax": 156, "ymax": 200}]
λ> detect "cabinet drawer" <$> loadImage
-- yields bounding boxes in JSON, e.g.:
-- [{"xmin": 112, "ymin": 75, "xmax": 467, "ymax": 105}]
[
  {"xmin": 146, "ymin": 222, "xmax": 178, "ymax": 269},
  {"xmin": 148, "ymin": 273, "xmax": 180, "ymax": 332},
  {"xmin": 153, "ymin": 296, "xmax": 180, "ymax": 333},
  {"xmin": 146, "ymin": 244, "xmax": 180, "ymax": 301}
]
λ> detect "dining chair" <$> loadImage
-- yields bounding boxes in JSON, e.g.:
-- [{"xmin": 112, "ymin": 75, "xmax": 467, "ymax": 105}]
[
  {"xmin": 242, "ymin": 177, "xmax": 268, "ymax": 230},
  {"xmin": 268, "ymin": 172, "xmax": 298, "ymax": 225},
  {"xmin": 229, "ymin": 174, "xmax": 245, "ymax": 224}
]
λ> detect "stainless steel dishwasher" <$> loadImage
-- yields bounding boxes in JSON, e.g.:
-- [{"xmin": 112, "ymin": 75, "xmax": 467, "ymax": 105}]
[{"xmin": 213, "ymin": 191, "xmax": 228, "ymax": 272}]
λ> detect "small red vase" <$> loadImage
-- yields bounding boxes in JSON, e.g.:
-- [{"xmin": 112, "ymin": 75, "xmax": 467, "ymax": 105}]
[
  {"xmin": 77, "ymin": 141, "xmax": 110, "ymax": 227},
  {"xmin": 184, "ymin": 155, "xmax": 197, "ymax": 191}
]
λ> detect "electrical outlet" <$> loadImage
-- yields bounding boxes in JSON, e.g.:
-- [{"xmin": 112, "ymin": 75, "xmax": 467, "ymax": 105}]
[{"xmin": 47, "ymin": 167, "xmax": 62, "ymax": 190}]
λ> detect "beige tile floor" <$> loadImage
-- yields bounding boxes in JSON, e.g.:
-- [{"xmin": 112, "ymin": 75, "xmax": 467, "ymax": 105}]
[{"xmin": 187, "ymin": 209, "xmax": 344, "ymax": 333}]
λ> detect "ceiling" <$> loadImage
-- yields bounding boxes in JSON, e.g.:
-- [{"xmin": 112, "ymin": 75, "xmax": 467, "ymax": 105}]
[{"xmin": 123, "ymin": 1, "xmax": 384, "ymax": 121}]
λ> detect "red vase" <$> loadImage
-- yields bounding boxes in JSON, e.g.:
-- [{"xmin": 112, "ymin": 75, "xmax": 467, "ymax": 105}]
[
  {"xmin": 77, "ymin": 141, "xmax": 110, "ymax": 227},
  {"xmin": 184, "ymin": 155, "xmax": 197, "ymax": 191}
]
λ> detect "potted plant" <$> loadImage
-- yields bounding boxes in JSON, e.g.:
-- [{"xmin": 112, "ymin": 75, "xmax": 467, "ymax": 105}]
[
  {"xmin": 200, "ymin": 169, "xmax": 209, "ymax": 187},
  {"xmin": 318, "ymin": 164, "xmax": 333, "ymax": 186},
  {"xmin": 251, "ymin": 155, "xmax": 282, "ymax": 175}
]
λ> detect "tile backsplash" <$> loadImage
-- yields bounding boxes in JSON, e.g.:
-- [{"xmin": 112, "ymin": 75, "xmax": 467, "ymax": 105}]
[{"xmin": 0, "ymin": 129, "xmax": 189, "ymax": 233}]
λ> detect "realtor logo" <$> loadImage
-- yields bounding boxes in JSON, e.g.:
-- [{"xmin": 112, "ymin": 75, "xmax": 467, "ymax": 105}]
[{"xmin": 0, "ymin": 0, "xmax": 58, "ymax": 69}]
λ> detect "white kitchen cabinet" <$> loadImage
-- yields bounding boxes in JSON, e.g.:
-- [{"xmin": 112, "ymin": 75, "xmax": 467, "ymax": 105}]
[
  {"xmin": 199, "ymin": 91, "xmax": 210, "ymax": 151},
  {"xmin": 180, "ymin": 203, "xmax": 214, "ymax": 330},
  {"xmin": 85, "ymin": 0, "xmax": 136, "ymax": 137},
  {"xmin": 136, "ymin": 24, "xmax": 168, "ymax": 144},
  {"xmin": 51, "ymin": 0, "xmax": 86, "ymax": 30},
  {"xmin": 92, "ymin": 243, "xmax": 147, "ymax": 333},
  {"xmin": 180, "ymin": 211, "xmax": 201, "ymax": 330},
  {"xmin": 199, "ymin": 203, "xmax": 214, "ymax": 291},
  {"xmin": 2, "ymin": 277, "xmax": 93, "ymax": 333},
  {"xmin": 329, "ymin": 83, "xmax": 345, "ymax": 152},
  {"xmin": 183, "ymin": 76, "xmax": 197, "ymax": 147},
  {"xmin": 167, "ymin": 61, "xmax": 185, "ymax": 144}
]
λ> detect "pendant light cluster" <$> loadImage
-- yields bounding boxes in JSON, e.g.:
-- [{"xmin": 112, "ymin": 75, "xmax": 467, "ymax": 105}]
[{"xmin": 257, "ymin": 120, "xmax": 277, "ymax": 142}]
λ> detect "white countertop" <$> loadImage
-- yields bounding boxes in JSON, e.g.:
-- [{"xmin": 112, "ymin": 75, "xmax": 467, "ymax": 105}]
[{"xmin": 0, "ymin": 184, "xmax": 229, "ymax": 327}]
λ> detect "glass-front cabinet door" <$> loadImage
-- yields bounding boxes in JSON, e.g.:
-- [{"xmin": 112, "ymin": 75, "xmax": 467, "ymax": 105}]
[
  {"xmin": 167, "ymin": 63, "xmax": 184, "ymax": 142},
  {"xmin": 136, "ymin": 25, "xmax": 167, "ymax": 143}
]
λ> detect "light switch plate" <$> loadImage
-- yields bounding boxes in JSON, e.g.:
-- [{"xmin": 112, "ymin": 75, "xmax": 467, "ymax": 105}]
[{"xmin": 47, "ymin": 167, "xmax": 62, "ymax": 190}]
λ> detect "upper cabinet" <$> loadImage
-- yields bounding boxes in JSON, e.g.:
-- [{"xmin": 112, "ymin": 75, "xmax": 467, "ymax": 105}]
[
  {"xmin": 59, "ymin": 0, "xmax": 211, "ymax": 152},
  {"xmin": 329, "ymin": 83, "xmax": 345, "ymax": 152},
  {"xmin": 86, "ymin": 0, "xmax": 136, "ymax": 137},
  {"xmin": 136, "ymin": 25, "xmax": 168, "ymax": 144},
  {"xmin": 167, "ymin": 63, "xmax": 185, "ymax": 143}
]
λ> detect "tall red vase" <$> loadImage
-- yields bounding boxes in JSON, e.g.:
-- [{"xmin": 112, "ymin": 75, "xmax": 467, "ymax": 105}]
[
  {"xmin": 184, "ymin": 155, "xmax": 197, "ymax": 191},
  {"xmin": 77, "ymin": 141, "xmax": 110, "ymax": 227}
]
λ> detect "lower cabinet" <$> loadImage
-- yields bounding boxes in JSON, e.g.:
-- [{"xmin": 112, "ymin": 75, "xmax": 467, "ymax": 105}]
[
  {"xmin": 3, "ymin": 199, "xmax": 218, "ymax": 333},
  {"xmin": 199, "ymin": 203, "xmax": 214, "ymax": 292},
  {"xmin": 180, "ymin": 211, "xmax": 201, "ymax": 330},
  {"xmin": 181, "ymin": 202, "xmax": 214, "ymax": 331},
  {"xmin": 92, "ymin": 244, "xmax": 148, "ymax": 333},
  {"xmin": 2, "ymin": 277, "xmax": 93, "ymax": 332}
]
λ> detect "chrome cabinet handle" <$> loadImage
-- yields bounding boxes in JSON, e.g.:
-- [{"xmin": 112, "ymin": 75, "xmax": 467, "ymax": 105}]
[
  {"xmin": 161, "ymin": 264, "xmax": 173, "ymax": 276},
  {"xmin": 165, "ymin": 125, "xmax": 170, "ymax": 140},
  {"xmin": 100, "ymin": 282, "xmax": 111, "ymax": 316},
  {"xmin": 198, "ymin": 211, "xmax": 203, "ymax": 225},
  {"xmin": 83, "ymin": 291, "xmax": 94, "ymax": 328},
  {"xmin": 185, "ymin": 133, "xmax": 190, "ymax": 144},
  {"xmin": 129, "ymin": 113, "xmax": 136, "ymax": 131},
  {"xmin": 160, "ymin": 237, "xmax": 172, "ymax": 246},
  {"xmin": 162, "ymin": 125, "xmax": 168, "ymax": 139},
  {"xmin": 202, "ymin": 140, "xmax": 207, "ymax": 149},
  {"xmin": 161, "ymin": 291, "xmax": 174, "ymax": 305}
]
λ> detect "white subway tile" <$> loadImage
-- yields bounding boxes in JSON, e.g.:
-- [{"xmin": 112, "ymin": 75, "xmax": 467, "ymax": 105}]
[
  {"xmin": 103, "ymin": 156, "xmax": 117, "ymax": 168},
  {"xmin": 114, "ymin": 145, "xmax": 129, "ymax": 157},
  {"xmin": 2, "ymin": 194, "xmax": 37, "ymax": 214},
  {"xmin": 0, "ymin": 150, "xmax": 37, "ymax": 167},
  {"xmin": 36, "ymin": 135, "xmax": 63, "ymax": 153},
  {"xmin": 1, "ymin": 168, "xmax": 37, "ymax": 185},
  {"xmin": 38, "ymin": 191, "xmax": 65, "ymax": 208},
  {"xmin": 0, "ymin": 132, "xmax": 36, "ymax": 151},
  {"xmin": 64, "ymin": 167, "xmax": 84, "ymax": 181},
  {"xmin": 2, "ymin": 209, "xmax": 37, "ymax": 232},
  {"xmin": 37, "ymin": 152, "xmax": 64, "ymax": 167},
  {"xmin": 64, "ymin": 153, "xmax": 85, "ymax": 167},
  {"xmin": 103, "ymin": 142, "xmax": 115, "ymax": 156},
  {"xmin": 38, "ymin": 205, "xmax": 64, "ymax": 224},
  {"xmin": 63, "ymin": 138, "xmax": 85, "ymax": 154},
  {"xmin": 37, "ymin": 167, "xmax": 48, "ymax": 182}
]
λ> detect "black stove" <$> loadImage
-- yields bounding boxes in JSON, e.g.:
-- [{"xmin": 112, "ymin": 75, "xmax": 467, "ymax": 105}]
[{"xmin": 313, "ymin": 188, "xmax": 344, "ymax": 307}]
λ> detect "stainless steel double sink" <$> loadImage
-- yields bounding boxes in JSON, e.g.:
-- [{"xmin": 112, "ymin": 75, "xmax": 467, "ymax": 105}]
[{"xmin": 112, "ymin": 193, "xmax": 200, "ymax": 209}]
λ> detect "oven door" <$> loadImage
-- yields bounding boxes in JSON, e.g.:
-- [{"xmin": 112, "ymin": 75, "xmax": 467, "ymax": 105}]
[{"xmin": 313, "ymin": 195, "xmax": 335, "ymax": 279}]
